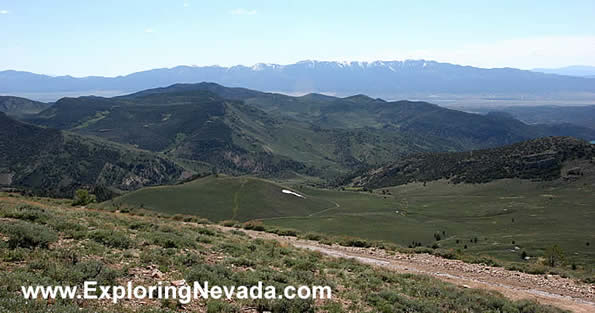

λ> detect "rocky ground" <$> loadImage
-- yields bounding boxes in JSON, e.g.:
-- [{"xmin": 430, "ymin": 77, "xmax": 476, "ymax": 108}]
[{"xmin": 216, "ymin": 226, "xmax": 595, "ymax": 313}]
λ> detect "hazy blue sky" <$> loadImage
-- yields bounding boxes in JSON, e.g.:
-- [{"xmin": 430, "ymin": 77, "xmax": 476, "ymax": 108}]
[{"xmin": 1, "ymin": 0, "xmax": 594, "ymax": 76}]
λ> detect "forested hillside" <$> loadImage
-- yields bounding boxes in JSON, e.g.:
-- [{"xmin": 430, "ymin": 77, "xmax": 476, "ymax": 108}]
[
  {"xmin": 22, "ymin": 83, "xmax": 595, "ymax": 180},
  {"xmin": 350, "ymin": 136, "xmax": 594, "ymax": 188},
  {"xmin": 0, "ymin": 113, "xmax": 186, "ymax": 198}
]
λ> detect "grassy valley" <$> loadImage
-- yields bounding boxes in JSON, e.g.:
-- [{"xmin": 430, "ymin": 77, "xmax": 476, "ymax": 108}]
[
  {"xmin": 269, "ymin": 139, "xmax": 595, "ymax": 269},
  {"xmin": 113, "ymin": 173, "xmax": 595, "ymax": 273},
  {"xmin": 111, "ymin": 138, "xmax": 595, "ymax": 275},
  {"xmin": 265, "ymin": 177, "xmax": 595, "ymax": 269}
]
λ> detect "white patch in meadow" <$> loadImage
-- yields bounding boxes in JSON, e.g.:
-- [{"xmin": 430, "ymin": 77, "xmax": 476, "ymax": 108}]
[{"xmin": 282, "ymin": 189, "xmax": 304, "ymax": 198}]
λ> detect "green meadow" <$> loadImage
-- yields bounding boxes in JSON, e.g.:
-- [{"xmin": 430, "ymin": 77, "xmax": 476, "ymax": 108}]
[
  {"xmin": 110, "ymin": 175, "xmax": 333, "ymax": 221},
  {"xmin": 113, "ymin": 174, "xmax": 594, "ymax": 268},
  {"xmin": 266, "ymin": 179, "xmax": 595, "ymax": 266}
]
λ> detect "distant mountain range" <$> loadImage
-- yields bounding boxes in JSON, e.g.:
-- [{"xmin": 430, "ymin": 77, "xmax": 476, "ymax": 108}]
[
  {"xmin": 2, "ymin": 60, "xmax": 595, "ymax": 101},
  {"xmin": 532, "ymin": 65, "xmax": 595, "ymax": 78}
]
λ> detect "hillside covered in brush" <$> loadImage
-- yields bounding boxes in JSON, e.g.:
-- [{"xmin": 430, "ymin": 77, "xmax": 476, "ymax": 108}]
[
  {"xmin": 22, "ymin": 83, "xmax": 595, "ymax": 180},
  {"xmin": 0, "ymin": 96, "xmax": 50, "ymax": 117},
  {"xmin": 125, "ymin": 83, "xmax": 595, "ymax": 143},
  {"xmin": 0, "ymin": 112, "xmax": 185, "ymax": 198},
  {"xmin": 351, "ymin": 137, "xmax": 595, "ymax": 188}
]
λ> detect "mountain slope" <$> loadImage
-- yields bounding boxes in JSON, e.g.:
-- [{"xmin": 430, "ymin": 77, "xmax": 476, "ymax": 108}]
[
  {"xmin": 23, "ymin": 87, "xmax": 456, "ymax": 177},
  {"xmin": 112, "ymin": 175, "xmax": 334, "ymax": 221},
  {"xmin": 23, "ymin": 83, "xmax": 595, "ymax": 179},
  {"xmin": 0, "ymin": 96, "xmax": 50, "ymax": 116},
  {"xmin": 472, "ymin": 105, "xmax": 595, "ymax": 130},
  {"xmin": 350, "ymin": 136, "xmax": 595, "ymax": 188},
  {"xmin": 2, "ymin": 60, "xmax": 595, "ymax": 100},
  {"xmin": 0, "ymin": 112, "xmax": 186, "ymax": 197},
  {"xmin": 139, "ymin": 83, "xmax": 595, "ymax": 145},
  {"xmin": 28, "ymin": 90, "xmax": 322, "ymax": 177},
  {"xmin": 533, "ymin": 65, "xmax": 595, "ymax": 77}
]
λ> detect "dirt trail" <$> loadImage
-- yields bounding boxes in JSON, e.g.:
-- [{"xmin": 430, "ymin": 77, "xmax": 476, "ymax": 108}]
[
  {"xmin": 217, "ymin": 226, "xmax": 595, "ymax": 313},
  {"xmin": 0, "ymin": 196, "xmax": 51, "ymax": 208}
]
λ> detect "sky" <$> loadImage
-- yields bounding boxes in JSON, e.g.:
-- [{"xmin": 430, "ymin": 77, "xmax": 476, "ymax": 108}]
[{"xmin": 1, "ymin": 0, "xmax": 594, "ymax": 77}]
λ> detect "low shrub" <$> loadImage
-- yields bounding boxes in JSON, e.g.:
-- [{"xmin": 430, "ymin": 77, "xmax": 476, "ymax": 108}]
[
  {"xmin": 30, "ymin": 258, "xmax": 122, "ymax": 287},
  {"xmin": 413, "ymin": 247, "xmax": 434, "ymax": 254},
  {"xmin": 52, "ymin": 220, "xmax": 85, "ymax": 232},
  {"xmin": 140, "ymin": 248, "xmax": 174, "ymax": 270},
  {"xmin": 433, "ymin": 249, "xmax": 457, "ymax": 260},
  {"xmin": 338, "ymin": 237, "xmax": 370, "ymax": 248},
  {"xmin": 186, "ymin": 263, "xmax": 234, "ymax": 285},
  {"xmin": 142, "ymin": 231, "xmax": 196, "ymax": 249},
  {"xmin": 215, "ymin": 243, "xmax": 248, "ymax": 257},
  {"xmin": 1, "ymin": 247, "xmax": 28, "ymax": 262},
  {"xmin": 220, "ymin": 220, "xmax": 240, "ymax": 227},
  {"xmin": 195, "ymin": 218, "xmax": 211, "ymax": 225},
  {"xmin": 526, "ymin": 264, "xmax": 548, "ymax": 275},
  {"xmin": 88, "ymin": 230, "xmax": 132, "ymax": 249},
  {"xmin": 197, "ymin": 227, "xmax": 218, "ymax": 237},
  {"xmin": 1, "ymin": 205, "xmax": 52, "ymax": 224},
  {"xmin": 228, "ymin": 257, "xmax": 255, "ymax": 267},
  {"xmin": 319, "ymin": 238, "xmax": 334, "ymax": 246},
  {"xmin": 71, "ymin": 260, "xmax": 121, "ymax": 286},
  {"xmin": 52, "ymin": 220, "xmax": 87, "ymax": 239},
  {"xmin": 274, "ymin": 228, "xmax": 298, "ymax": 237},
  {"xmin": 128, "ymin": 221, "xmax": 155, "ymax": 231},
  {"xmin": 465, "ymin": 256, "xmax": 501, "ymax": 267},
  {"xmin": 243, "ymin": 220, "xmax": 266, "ymax": 231},
  {"xmin": 206, "ymin": 300, "xmax": 239, "ymax": 313},
  {"xmin": 0, "ymin": 221, "xmax": 58, "ymax": 249},
  {"xmin": 173, "ymin": 252, "xmax": 203, "ymax": 267},
  {"xmin": 301, "ymin": 232, "xmax": 324, "ymax": 241},
  {"xmin": 254, "ymin": 298, "xmax": 314, "ymax": 313},
  {"xmin": 230, "ymin": 230, "xmax": 247, "ymax": 237}
]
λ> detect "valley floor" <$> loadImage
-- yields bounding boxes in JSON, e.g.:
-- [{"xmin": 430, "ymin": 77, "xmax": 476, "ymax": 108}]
[
  {"xmin": 114, "ymin": 172, "xmax": 595, "ymax": 278},
  {"xmin": 264, "ymin": 176, "xmax": 595, "ymax": 268}
]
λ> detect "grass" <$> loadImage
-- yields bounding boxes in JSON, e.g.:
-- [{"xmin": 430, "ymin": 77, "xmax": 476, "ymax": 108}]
[
  {"xmin": 0, "ymin": 193, "xmax": 567, "ymax": 312},
  {"xmin": 110, "ymin": 174, "xmax": 594, "ymax": 278},
  {"xmin": 264, "ymin": 178, "xmax": 595, "ymax": 271},
  {"xmin": 110, "ymin": 175, "xmax": 333, "ymax": 221}
]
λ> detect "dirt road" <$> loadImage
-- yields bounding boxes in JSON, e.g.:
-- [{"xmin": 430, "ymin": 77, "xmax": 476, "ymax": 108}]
[{"xmin": 217, "ymin": 226, "xmax": 595, "ymax": 313}]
